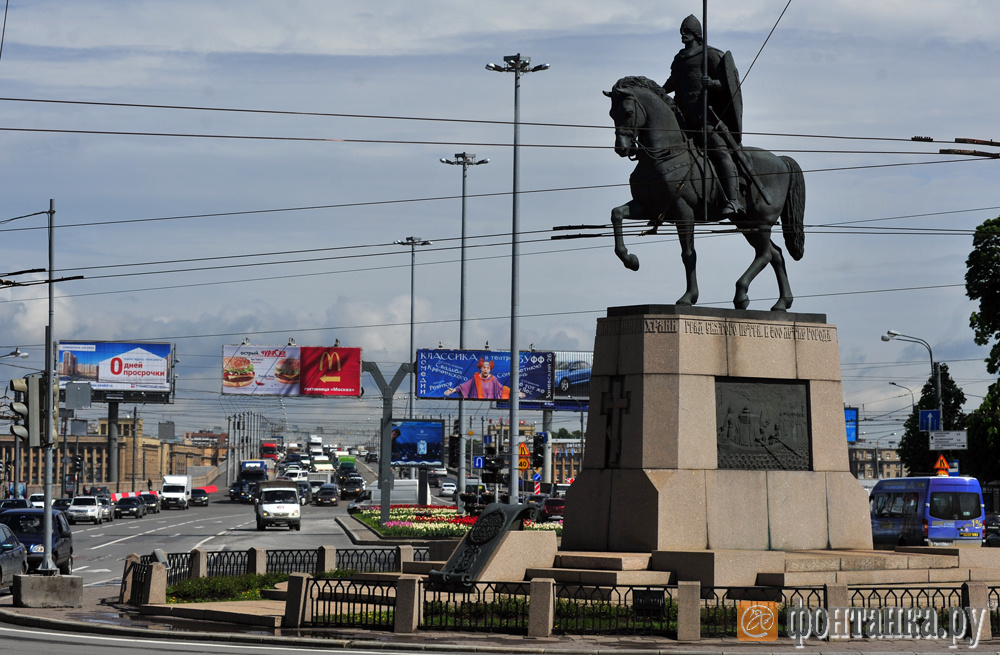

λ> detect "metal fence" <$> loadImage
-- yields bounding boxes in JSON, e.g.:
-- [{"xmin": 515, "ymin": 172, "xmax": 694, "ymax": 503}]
[
  {"xmin": 989, "ymin": 586, "xmax": 1000, "ymax": 637},
  {"xmin": 701, "ymin": 586, "xmax": 824, "ymax": 639},
  {"xmin": 554, "ymin": 584, "xmax": 678, "ymax": 637},
  {"xmin": 206, "ymin": 549, "xmax": 249, "ymax": 578},
  {"xmin": 138, "ymin": 552, "xmax": 192, "ymax": 587},
  {"xmin": 850, "ymin": 585, "xmax": 964, "ymax": 610},
  {"xmin": 422, "ymin": 581, "xmax": 531, "ymax": 634},
  {"xmin": 266, "ymin": 549, "xmax": 318, "ymax": 575},
  {"xmin": 303, "ymin": 577, "xmax": 396, "ymax": 630},
  {"xmin": 336, "ymin": 547, "xmax": 397, "ymax": 573}
]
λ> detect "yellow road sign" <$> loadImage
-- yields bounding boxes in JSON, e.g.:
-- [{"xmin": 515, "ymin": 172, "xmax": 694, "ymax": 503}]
[
  {"xmin": 518, "ymin": 457, "xmax": 530, "ymax": 471},
  {"xmin": 518, "ymin": 442, "xmax": 530, "ymax": 456}
]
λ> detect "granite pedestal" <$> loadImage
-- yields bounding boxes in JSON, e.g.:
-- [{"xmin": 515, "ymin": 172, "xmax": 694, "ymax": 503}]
[{"xmin": 561, "ymin": 305, "xmax": 873, "ymax": 555}]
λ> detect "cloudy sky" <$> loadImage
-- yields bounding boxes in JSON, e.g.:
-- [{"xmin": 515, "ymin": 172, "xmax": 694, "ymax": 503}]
[{"xmin": 1, "ymin": 1, "xmax": 998, "ymax": 446}]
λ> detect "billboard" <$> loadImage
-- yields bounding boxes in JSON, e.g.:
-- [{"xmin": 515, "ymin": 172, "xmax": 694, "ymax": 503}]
[
  {"xmin": 416, "ymin": 349, "xmax": 554, "ymax": 401},
  {"xmin": 844, "ymin": 407, "xmax": 859, "ymax": 442},
  {"xmin": 391, "ymin": 419, "xmax": 444, "ymax": 467},
  {"xmin": 57, "ymin": 341, "xmax": 173, "ymax": 404},
  {"xmin": 553, "ymin": 351, "xmax": 593, "ymax": 400},
  {"xmin": 221, "ymin": 345, "xmax": 362, "ymax": 396}
]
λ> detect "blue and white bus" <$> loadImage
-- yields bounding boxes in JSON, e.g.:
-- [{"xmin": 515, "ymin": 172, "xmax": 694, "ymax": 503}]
[{"xmin": 870, "ymin": 476, "xmax": 984, "ymax": 549}]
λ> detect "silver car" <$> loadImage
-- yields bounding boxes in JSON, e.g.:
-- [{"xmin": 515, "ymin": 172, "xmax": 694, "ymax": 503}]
[
  {"xmin": 98, "ymin": 497, "xmax": 114, "ymax": 522},
  {"xmin": 66, "ymin": 496, "xmax": 102, "ymax": 524}
]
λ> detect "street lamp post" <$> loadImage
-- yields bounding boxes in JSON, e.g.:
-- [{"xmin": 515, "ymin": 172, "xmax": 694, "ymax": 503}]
[
  {"xmin": 440, "ymin": 153, "xmax": 488, "ymax": 495},
  {"xmin": 486, "ymin": 54, "xmax": 548, "ymax": 504},
  {"xmin": 882, "ymin": 330, "xmax": 943, "ymax": 420},
  {"xmin": 395, "ymin": 237, "xmax": 432, "ymax": 418}
]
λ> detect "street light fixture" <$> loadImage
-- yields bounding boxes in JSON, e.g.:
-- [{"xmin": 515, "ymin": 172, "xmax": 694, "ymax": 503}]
[
  {"xmin": 889, "ymin": 381, "xmax": 916, "ymax": 412},
  {"xmin": 881, "ymin": 330, "xmax": 943, "ymax": 421},
  {"xmin": 395, "ymin": 236, "xmax": 432, "ymax": 418},
  {"xmin": 441, "ymin": 153, "xmax": 489, "ymax": 496},
  {"xmin": 486, "ymin": 53, "xmax": 548, "ymax": 504},
  {"xmin": 0, "ymin": 348, "xmax": 29, "ymax": 360}
]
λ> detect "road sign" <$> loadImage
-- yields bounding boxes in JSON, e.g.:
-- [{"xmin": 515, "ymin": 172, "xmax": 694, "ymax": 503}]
[
  {"xmin": 518, "ymin": 457, "xmax": 529, "ymax": 471},
  {"xmin": 533, "ymin": 472, "xmax": 541, "ymax": 481},
  {"xmin": 934, "ymin": 454, "xmax": 950, "ymax": 476},
  {"xmin": 473, "ymin": 456, "xmax": 485, "ymax": 469},
  {"xmin": 929, "ymin": 431, "xmax": 967, "ymax": 450},
  {"xmin": 518, "ymin": 442, "xmax": 530, "ymax": 456},
  {"xmin": 919, "ymin": 410, "xmax": 941, "ymax": 432}
]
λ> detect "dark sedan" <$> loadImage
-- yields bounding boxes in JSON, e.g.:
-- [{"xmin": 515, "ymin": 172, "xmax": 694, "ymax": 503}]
[
  {"xmin": 0, "ymin": 509, "xmax": 74, "ymax": 574},
  {"xmin": 314, "ymin": 484, "xmax": 340, "ymax": 506},
  {"xmin": 0, "ymin": 523, "xmax": 28, "ymax": 588},
  {"xmin": 340, "ymin": 478, "xmax": 365, "ymax": 500},
  {"xmin": 114, "ymin": 496, "xmax": 146, "ymax": 519},
  {"xmin": 139, "ymin": 493, "xmax": 161, "ymax": 514},
  {"xmin": 190, "ymin": 488, "xmax": 210, "ymax": 506}
]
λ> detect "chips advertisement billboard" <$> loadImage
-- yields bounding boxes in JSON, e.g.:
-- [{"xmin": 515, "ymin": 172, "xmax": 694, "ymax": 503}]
[
  {"xmin": 58, "ymin": 341, "xmax": 174, "ymax": 403},
  {"xmin": 391, "ymin": 419, "xmax": 444, "ymax": 467},
  {"xmin": 415, "ymin": 349, "xmax": 554, "ymax": 401},
  {"xmin": 221, "ymin": 345, "xmax": 361, "ymax": 396}
]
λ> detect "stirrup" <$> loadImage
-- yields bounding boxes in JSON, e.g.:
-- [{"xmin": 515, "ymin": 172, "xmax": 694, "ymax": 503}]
[{"xmin": 721, "ymin": 200, "xmax": 745, "ymax": 216}]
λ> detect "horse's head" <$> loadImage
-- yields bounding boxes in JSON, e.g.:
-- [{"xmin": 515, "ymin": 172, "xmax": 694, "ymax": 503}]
[
  {"xmin": 604, "ymin": 85, "xmax": 642, "ymax": 159},
  {"xmin": 604, "ymin": 76, "xmax": 683, "ymax": 159}
]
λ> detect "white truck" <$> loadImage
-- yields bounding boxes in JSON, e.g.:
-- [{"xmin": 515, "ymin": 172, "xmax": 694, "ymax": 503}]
[
  {"xmin": 254, "ymin": 479, "xmax": 301, "ymax": 530},
  {"xmin": 161, "ymin": 474, "xmax": 192, "ymax": 510}
]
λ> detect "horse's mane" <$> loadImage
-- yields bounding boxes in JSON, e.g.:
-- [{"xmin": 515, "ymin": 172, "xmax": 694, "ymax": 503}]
[{"xmin": 612, "ymin": 76, "xmax": 687, "ymax": 129}]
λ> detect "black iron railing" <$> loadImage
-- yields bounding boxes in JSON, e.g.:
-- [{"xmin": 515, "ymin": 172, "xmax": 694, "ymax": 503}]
[
  {"xmin": 422, "ymin": 581, "xmax": 531, "ymax": 634},
  {"xmin": 554, "ymin": 584, "xmax": 678, "ymax": 637},
  {"xmin": 266, "ymin": 548, "xmax": 318, "ymax": 575},
  {"xmin": 701, "ymin": 586, "xmax": 824, "ymax": 638},
  {"xmin": 303, "ymin": 578, "xmax": 396, "ymax": 630}
]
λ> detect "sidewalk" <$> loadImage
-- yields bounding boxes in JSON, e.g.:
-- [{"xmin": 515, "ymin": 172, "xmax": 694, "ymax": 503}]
[{"xmin": 0, "ymin": 582, "xmax": 990, "ymax": 653}]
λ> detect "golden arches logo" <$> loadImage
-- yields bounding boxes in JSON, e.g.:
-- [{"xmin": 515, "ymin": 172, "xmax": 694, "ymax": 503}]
[{"xmin": 319, "ymin": 350, "xmax": 343, "ymax": 382}]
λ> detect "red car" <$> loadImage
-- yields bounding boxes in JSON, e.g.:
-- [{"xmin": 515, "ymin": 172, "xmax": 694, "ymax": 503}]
[{"xmin": 539, "ymin": 497, "xmax": 565, "ymax": 522}]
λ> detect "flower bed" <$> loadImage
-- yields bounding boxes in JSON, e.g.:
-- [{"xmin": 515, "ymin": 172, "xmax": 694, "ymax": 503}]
[{"xmin": 356, "ymin": 504, "xmax": 562, "ymax": 537}]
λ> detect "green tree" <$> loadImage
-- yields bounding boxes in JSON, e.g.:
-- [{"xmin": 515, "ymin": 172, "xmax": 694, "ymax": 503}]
[
  {"xmin": 896, "ymin": 363, "xmax": 966, "ymax": 476},
  {"xmin": 966, "ymin": 216, "xmax": 1000, "ymax": 374},
  {"xmin": 963, "ymin": 382, "xmax": 1000, "ymax": 483}
]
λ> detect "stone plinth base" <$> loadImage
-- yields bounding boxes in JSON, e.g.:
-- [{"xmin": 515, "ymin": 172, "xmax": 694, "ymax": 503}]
[
  {"xmin": 13, "ymin": 574, "xmax": 83, "ymax": 608},
  {"xmin": 478, "ymin": 530, "xmax": 558, "ymax": 582},
  {"xmin": 561, "ymin": 305, "xmax": 874, "ymax": 554},
  {"xmin": 562, "ymin": 468, "xmax": 872, "ymax": 552}
]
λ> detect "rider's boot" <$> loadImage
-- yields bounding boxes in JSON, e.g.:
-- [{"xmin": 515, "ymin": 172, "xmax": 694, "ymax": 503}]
[{"xmin": 716, "ymin": 153, "xmax": 745, "ymax": 217}]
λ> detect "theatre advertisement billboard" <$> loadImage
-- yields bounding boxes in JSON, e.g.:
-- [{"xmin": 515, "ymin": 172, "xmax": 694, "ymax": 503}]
[
  {"xmin": 416, "ymin": 349, "xmax": 554, "ymax": 401},
  {"xmin": 58, "ymin": 341, "xmax": 174, "ymax": 403},
  {"xmin": 221, "ymin": 344, "xmax": 362, "ymax": 396}
]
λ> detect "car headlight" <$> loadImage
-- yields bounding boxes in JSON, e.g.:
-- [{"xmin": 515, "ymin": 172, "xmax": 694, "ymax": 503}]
[
  {"xmin": 262, "ymin": 510, "xmax": 271, "ymax": 517},
  {"xmin": 30, "ymin": 544, "xmax": 44, "ymax": 553}
]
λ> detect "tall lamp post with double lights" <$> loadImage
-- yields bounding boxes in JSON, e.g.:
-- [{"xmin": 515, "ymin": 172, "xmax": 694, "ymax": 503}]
[
  {"xmin": 486, "ymin": 53, "xmax": 548, "ymax": 504},
  {"xmin": 440, "ymin": 153, "xmax": 488, "ymax": 495},
  {"xmin": 395, "ymin": 237, "xmax": 432, "ymax": 419},
  {"xmin": 881, "ymin": 330, "xmax": 943, "ymax": 420}
]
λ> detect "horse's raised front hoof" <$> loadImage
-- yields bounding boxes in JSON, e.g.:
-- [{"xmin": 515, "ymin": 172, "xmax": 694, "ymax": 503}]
[{"xmin": 624, "ymin": 254, "xmax": 639, "ymax": 271}]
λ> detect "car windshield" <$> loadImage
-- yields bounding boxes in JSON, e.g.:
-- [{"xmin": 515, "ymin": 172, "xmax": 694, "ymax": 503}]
[
  {"xmin": 262, "ymin": 490, "xmax": 297, "ymax": 503},
  {"xmin": 72, "ymin": 498, "xmax": 97, "ymax": 506},
  {"xmin": 0, "ymin": 514, "xmax": 45, "ymax": 534},
  {"xmin": 162, "ymin": 484, "xmax": 185, "ymax": 493}
]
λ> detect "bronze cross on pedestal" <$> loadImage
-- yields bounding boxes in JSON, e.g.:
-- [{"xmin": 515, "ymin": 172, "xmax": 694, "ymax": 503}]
[{"xmin": 600, "ymin": 377, "xmax": 630, "ymax": 467}]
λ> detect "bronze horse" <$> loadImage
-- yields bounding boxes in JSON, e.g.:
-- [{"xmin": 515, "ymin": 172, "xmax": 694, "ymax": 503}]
[{"xmin": 604, "ymin": 76, "xmax": 805, "ymax": 311}]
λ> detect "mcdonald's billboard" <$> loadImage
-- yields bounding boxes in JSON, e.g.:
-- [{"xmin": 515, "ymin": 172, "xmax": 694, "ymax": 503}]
[{"xmin": 221, "ymin": 345, "xmax": 362, "ymax": 396}]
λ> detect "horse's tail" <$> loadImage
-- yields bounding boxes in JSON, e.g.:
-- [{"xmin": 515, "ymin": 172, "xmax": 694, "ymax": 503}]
[{"xmin": 779, "ymin": 155, "xmax": 805, "ymax": 261}]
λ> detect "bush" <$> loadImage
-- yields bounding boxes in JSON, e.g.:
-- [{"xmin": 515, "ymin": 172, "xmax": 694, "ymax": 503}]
[{"xmin": 166, "ymin": 572, "xmax": 289, "ymax": 603}]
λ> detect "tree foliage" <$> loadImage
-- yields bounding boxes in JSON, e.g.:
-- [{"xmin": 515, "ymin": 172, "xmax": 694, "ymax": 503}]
[
  {"xmin": 963, "ymin": 382, "xmax": 1000, "ymax": 483},
  {"xmin": 966, "ymin": 216, "xmax": 1000, "ymax": 374},
  {"xmin": 896, "ymin": 363, "xmax": 966, "ymax": 476}
]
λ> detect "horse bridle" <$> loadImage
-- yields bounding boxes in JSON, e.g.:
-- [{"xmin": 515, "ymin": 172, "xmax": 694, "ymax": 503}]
[{"xmin": 618, "ymin": 90, "xmax": 645, "ymax": 161}]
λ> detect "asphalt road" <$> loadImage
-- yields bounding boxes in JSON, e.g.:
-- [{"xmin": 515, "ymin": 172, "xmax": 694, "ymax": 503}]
[{"xmin": 70, "ymin": 490, "xmax": 359, "ymax": 589}]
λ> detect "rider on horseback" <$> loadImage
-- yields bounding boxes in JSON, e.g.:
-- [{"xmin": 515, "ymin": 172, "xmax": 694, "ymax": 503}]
[{"xmin": 662, "ymin": 14, "xmax": 744, "ymax": 217}]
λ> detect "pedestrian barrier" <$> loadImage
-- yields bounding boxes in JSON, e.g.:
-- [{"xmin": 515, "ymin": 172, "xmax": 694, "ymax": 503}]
[
  {"xmin": 422, "ymin": 580, "xmax": 531, "ymax": 634},
  {"xmin": 553, "ymin": 583, "xmax": 678, "ymax": 637}
]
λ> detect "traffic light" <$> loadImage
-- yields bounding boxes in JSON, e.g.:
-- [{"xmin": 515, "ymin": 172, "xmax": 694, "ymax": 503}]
[
  {"xmin": 73, "ymin": 456, "xmax": 84, "ymax": 473},
  {"xmin": 9, "ymin": 376, "xmax": 42, "ymax": 447},
  {"xmin": 448, "ymin": 435, "xmax": 459, "ymax": 468},
  {"xmin": 452, "ymin": 418, "xmax": 460, "ymax": 435},
  {"xmin": 531, "ymin": 433, "xmax": 546, "ymax": 469}
]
